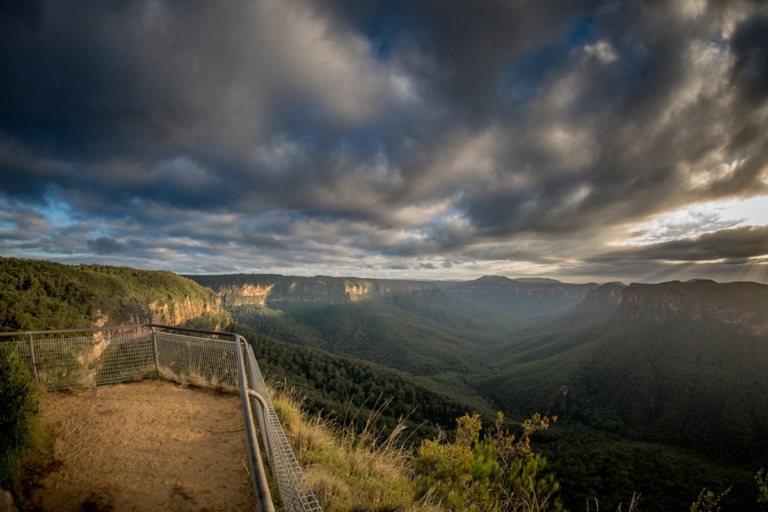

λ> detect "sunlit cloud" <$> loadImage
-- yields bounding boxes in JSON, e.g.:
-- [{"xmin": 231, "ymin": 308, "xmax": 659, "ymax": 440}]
[{"xmin": 623, "ymin": 194, "xmax": 768, "ymax": 246}]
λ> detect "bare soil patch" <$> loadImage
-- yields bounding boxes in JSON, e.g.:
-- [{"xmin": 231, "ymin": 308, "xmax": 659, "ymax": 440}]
[{"xmin": 27, "ymin": 379, "xmax": 256, "ymax": 512}]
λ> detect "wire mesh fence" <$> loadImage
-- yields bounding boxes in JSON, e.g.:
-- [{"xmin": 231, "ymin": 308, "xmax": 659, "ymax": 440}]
[
  {"xmin": 155, "ymin": 331, "xmax": 239, "ymax": 391},
  {"xmin": 12, "ymin": 327, "xmax": 156, "ymax": 391},
  {"xmin": 1, "ymin": 324, "xmax": 322, "ymax": 512},
  {"xmin": 9, "ymin": 327, "xmax": 239, "ymax": 392},
  {"xmin": 244, "ymin": 344, "xmax": 323, "ymax": 512}
]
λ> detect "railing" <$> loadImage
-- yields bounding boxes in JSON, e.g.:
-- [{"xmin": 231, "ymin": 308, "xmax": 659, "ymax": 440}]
[{"xmin": 0, "ymin": 324, "xmax": 322, "ymax": 512}]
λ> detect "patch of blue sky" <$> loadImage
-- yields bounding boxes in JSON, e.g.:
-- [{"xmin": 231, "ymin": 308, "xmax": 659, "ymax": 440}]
[
  {"xmin": 88, "ymin": 225, "xmax": 119, "ymax": 240},
  {"xmin": 707, "ymin": 34, "xmax": 729, "ymax": 52},
  {"xmin": 501, "ymin": 58, "xmax": 550, "ymax": 104},
  {"xmin": 358, "ymin": 6, "xmax": 430, "ymax": 62},
  {"xmin": 567, "ymin": 14, "xmax": 597, "ymax": 47},
  {"xmin": 501, "ymin": 14, "xmax": 597, "ymax": 104},
  {"xmin": 278, "ymin": 99, "xmax": 389, "ymax": 157},
  {"xmin": 278, "ymin": 100, "xmax": 322, "ymax": 144},
  {"xmin": 0, "ymin": 218, "xmax": 16, "ymax": 233},
  {"xmin": 40, "ymin": 191, "xmax": 76, "ymax": 228},
  {"xmin": 336, "ymin": 124, "xmax": 391, "ymax": 159},
  {"xmin": 0, "ymin": 197, "xmax": 17, "ymax": 225}
]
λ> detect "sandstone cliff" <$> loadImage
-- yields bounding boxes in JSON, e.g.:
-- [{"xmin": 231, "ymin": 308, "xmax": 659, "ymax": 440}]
[
  {"xmin": 556, "ymin": 281, "xmax": 625, "ymax": 324},
  {"xmin": 615, "ymin": 280, "xmax": 768, "ymax": 336},
  {"xmin": 188, "ymin": 274, "xmax": 441, "ymax": 307},
  {"xmin": 90, "ymin": 291, "xmax": 221, "ymax": 327}
]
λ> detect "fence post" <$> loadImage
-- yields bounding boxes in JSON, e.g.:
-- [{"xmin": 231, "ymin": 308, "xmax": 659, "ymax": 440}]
[
  {"xmin": 28, "ymin": 334, "xmax": 39, "ymax": 385},
  {"xmin": 151, "ymin": 326, "xmax": 160, "ymax": 376}
]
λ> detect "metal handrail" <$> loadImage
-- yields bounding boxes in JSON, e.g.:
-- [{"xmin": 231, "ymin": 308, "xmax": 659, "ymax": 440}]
[
  {"xmin": 0, "ymin": 323, "xmax": 153, "ymax": 337},
  {"xmin": 234, "ymin": 331, "xmax": 275, "ymax": 512},
  {"xmin": 0, "ymin": 323, "xmax": 277, "ymax": 512}
]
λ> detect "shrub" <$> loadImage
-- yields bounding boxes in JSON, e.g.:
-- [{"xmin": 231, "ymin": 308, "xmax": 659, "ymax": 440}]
[
  {"xmin": 414, "ymin": 412, "xmax": 563, "ymax": 512},
  {"xmin": 0, "ymin": 342, "xmax": 50, "ymax": 503}
]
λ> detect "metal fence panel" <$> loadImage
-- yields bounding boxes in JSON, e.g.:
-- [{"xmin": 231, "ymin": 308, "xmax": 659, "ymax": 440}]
[
  {"xmin": 154, "ymin": 332, "xmax": 239, "ymax": 392},
  {"xmin": 245, "ymin": 344, "xmax": 322, "ymax": 512},
  {"xmin": 13, "ymin": 329, "xmax": 156, "ymax": 391}
]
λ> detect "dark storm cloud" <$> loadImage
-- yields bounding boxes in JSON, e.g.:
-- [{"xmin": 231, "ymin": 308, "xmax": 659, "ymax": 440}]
[
  {"xmin": 731, "ymin": 14, "xmax": 768, "ymax": 106},
  {"xmin": 87, "ymin": 237, "xmax": 125, "ymax": 255},
  {"xmin": 1, "ymin": 0, "xmax": 767, "ymax": 281},
  {"xmin": 320, "ymin": 0, "xmax": 603, "ymax": 116}
]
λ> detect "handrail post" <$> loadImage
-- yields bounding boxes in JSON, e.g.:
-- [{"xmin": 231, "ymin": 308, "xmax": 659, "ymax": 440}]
[
  {"xmin": 28, "ymin": 334, "xmax": 39, "ymax": 385},
  {"xmin": 151, "ymin": 326, "xmax": 160, "ymax": 375},
  {"xmin": 235, "ymin": 334, "xmax": 275, "ymax": 512}
]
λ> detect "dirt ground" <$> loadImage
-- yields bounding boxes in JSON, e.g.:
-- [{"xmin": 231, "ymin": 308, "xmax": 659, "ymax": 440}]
[{"xmin": 27, "ymin": 380, "xmax": 256, "ymax": 512}]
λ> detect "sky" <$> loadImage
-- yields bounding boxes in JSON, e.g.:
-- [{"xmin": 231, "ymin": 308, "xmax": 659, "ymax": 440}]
[{"xmin": 1, "ymin": 0, "xmax": 767, "ymax": 284}]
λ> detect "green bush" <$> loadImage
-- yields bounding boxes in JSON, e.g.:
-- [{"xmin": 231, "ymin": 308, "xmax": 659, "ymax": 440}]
[
  {"xmin": 414, "ymin": 412, "xmax": 563, "ymax": 511},
  {"xmin": 0, "ymin": 342, "xmax": 43, "ymax": 495}
]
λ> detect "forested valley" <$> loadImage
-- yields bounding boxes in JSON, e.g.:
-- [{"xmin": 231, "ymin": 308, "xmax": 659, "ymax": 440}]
[
  {"xmin": 2, "ymin": 258, "xmax": 767, "ymax": 510},
  {"xmin": 199, "ymin": 274, "xmax": 768, "ymax": 511}
]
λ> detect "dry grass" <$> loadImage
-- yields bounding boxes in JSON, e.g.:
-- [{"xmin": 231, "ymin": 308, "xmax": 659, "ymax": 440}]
[{"xmin": 270, "ymin": 384, "xmax": 431, "ymax": 511}]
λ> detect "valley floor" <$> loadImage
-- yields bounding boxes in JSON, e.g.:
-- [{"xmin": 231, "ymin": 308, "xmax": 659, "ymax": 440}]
[{"xmin": 27, "ymin": 380, "xmax": 255, "ymax": 512}]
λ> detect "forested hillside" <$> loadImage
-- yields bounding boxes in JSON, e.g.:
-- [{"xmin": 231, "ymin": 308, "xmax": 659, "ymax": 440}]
[
  {"xmin": 233, "ymin": 322, "xmax": 494, "ymax": 440},
  {"xmin": 469, "ymin": 280, "xmax": 768, "ymax": 511},
  {"xmin": 229, "ymin": 298, "xmax": 519, "ymax": 376},
  {"xmin": 0, "ymin": 258, "xmax": 226, "ymax": 331},
  {"xmin": 478, "ymin": 281, "xmax": 768, "ymax": 463}
]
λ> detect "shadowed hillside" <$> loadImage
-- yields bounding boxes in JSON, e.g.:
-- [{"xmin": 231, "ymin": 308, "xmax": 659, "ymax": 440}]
[{"xmin": 476, "ymin": 280, "xmax": 768, "ymax": 462}]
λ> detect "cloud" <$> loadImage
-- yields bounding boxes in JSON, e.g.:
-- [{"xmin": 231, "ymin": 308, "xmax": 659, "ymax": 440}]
[
  {"xmin": 595, "ymin": 225, "xmax": 768, "ymax": 263},
  {"xmin": 1, "ymin": 0, "xmax": 767, "ymax": 282},
  {"xmin": 87, "ymin": 237, "xmax": 125, "ymax": 255},
  {"xmin": 731, "ymin": 14, "xmax": 768, "ymax": 106}
]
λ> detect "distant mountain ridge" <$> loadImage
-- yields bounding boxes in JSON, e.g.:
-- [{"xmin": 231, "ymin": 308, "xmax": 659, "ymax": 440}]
[
  {"xmin": 439, "ymin": 275, "xmax": 599, "ymax": 315},
  {"xmin": 546, "ymin": 279, "xmax": 768, "ymax": 335},
  {"xmin": 187, "ymin": 274, "xmax": 440, "ymax": 307},
  {"xmin": 617, "ymin": 280, "xmax": 768, "ymax": 336},
  {"xmin": 189, "ymin": 273, "xmax": 600, "ymax": 317}
]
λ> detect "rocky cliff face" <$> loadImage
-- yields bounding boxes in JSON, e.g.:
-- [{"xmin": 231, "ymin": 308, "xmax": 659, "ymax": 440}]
[
  {"xmin": 193, "ymin": 275, "xmax": 441, "ymax": 307},
  {"xmin": 559, "ymin": 282, "xmax": 626, "ymax": 323},
  {"xmin": 219, "ymin": 284, "xmax": 275, "ymax": 307},
  {"xmin": 92, "ymin": 295, "xmax": 221, "ymax": 327},
  {"xmin": 146, "ymin": 296, "xmax": 219, "ymax": 325},
  {"xmin": 616, "ymin": 280, "xmax": 768, "ymax": 336},
  {"xmin": 583, "ymin": 282, "xmax": 624, "ymax": 308}
]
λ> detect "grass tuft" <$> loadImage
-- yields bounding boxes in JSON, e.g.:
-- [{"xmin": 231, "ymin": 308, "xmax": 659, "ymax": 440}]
[{"xmin": 270, "ymin": 384, "xmax": 424, "ymax": 511}]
